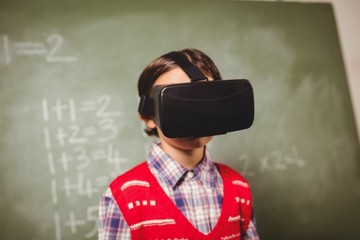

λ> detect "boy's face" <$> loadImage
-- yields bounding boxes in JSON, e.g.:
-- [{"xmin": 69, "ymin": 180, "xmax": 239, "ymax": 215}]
[{"xmin": 142, "ymin": 67, "xmax": 213, "ymax": 151}]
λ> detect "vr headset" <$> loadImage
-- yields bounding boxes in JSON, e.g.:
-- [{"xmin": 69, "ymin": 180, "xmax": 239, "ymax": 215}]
[{"xmin": 138, "ymin": 51, "xmax": 254, "ymax": 138}]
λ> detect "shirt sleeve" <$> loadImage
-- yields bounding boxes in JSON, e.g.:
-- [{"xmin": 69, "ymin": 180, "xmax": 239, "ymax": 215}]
[
  {"xmin": 241, "ymin": 219, "xmax": 260, "ymax": 240},
  {"xmin": 98, "ymin": 188, "xmax": 131, "ymax": 240}
]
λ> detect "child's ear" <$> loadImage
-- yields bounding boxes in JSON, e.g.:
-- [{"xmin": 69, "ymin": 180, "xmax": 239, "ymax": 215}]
[{"xmin": 139, "ymin": 114, "xmax": 157, "ymax": 129}]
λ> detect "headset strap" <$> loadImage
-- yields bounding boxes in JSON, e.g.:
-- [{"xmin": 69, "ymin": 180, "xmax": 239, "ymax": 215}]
[
  {"xmin": 163, "ymin": 51, "xmax": 208, "ymax": 82},
  {"xmin": 138, "ymin": 95, "xmax": 154, "ymax": 116},
  {"xmin": 138, "ymin": 51, "xmax": 208, "ymax": 116}
]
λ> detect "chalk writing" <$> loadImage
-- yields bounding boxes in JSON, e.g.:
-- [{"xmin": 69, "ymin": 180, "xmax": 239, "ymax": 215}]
[
  {"xmin": 46, "ymin": 33, "xmax": 78, "ymax": 63},
  {"xmin": 41, "ymin": 95, "xmax": 127, "ymax": 239},
  {"xmin": 1, "ymin": 33, "xmax": 78, "ymax": 64},
  {"xmin": 238, "ymin": 153, "xmax": 255, "ymax": 177},
  {"xmin": 238, "ymin": 146, "xmax": 305, "ymax": 177}
]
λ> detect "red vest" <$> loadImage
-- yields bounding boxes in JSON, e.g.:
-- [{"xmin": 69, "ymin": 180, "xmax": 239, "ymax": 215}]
[{"xmin": 110, "ymin": 162, "xmax": 252, "ymax": 240}]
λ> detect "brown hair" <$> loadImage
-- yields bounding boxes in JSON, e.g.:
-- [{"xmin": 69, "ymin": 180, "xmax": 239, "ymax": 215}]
[{"xmin": 137, "ymin": 48, "xmax": 222, "ymax": 136}]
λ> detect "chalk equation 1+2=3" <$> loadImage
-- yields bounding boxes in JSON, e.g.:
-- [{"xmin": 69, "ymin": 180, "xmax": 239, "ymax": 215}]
[{"xmin": 1, "ymin": 33, "xmax": 78, "ymax": 64}]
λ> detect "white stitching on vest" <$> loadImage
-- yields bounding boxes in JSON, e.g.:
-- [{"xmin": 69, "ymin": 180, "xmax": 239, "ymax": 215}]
[
  {"xmin": 121, "ymin": 180, "xmax": 150, "ymax": 191},
  {"xmin": 127, "ymin": 200, "xmax": 156, "ymax": 209},
  {"xmin": 153, "ymin": 238, "xmax": 189, "ymax": 240},
  {"xmin": 232, "ymin": 180, "xmax": 249, "ymax": 188},
  {"xmin": 235, "ymin": 196, "xmax": 251, "ymax": 205},
  {"xmin": 129, "ymin": 219, "xmax": 176, "ymax": 230},
  {"xmin": 221, "ymin": 233, "xmax": 241, "ymax": 240},
  {"xmin": 228, "ymin": 215, "xmax": 241, "ymax": 222}
]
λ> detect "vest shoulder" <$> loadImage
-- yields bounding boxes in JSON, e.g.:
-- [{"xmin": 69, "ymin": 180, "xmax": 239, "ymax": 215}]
[
  {"xmin": 216, "ymin": 162, "xmax": 253, "ymax": 234},
  {"xmin": 216, "ymin": 162, "xmax": 251, "ymax": 188},
  {"xmin": 110, "ymin": 162, "xmax": 150, "ymax": 192}
]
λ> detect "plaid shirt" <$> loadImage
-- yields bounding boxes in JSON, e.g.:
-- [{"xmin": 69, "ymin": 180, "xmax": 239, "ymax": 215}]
[{"xmin": 98, "ymin": 142, "xmax": 259, "ymax": 239}]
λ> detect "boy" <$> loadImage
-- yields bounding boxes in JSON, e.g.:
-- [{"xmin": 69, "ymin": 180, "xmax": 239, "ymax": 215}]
[{"xmin": 98, "ymin": 48, "xmax": 259, "ymax": 239}]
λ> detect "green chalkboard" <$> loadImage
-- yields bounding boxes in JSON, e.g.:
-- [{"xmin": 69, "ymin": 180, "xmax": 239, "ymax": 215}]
[{"xmin": 1, "ymin": 0, "xmax": 359, "ymax": 239}]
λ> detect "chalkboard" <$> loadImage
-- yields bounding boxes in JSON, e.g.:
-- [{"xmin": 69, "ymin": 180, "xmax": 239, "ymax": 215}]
[{"xmin": 0, "ymin": 0, "xmax": 359, "ymax": 239}]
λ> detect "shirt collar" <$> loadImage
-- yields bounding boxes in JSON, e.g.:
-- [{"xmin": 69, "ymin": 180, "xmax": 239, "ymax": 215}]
[{"xmin": 147, "ymin": 142, "xmax": 218, "ymax": 189}]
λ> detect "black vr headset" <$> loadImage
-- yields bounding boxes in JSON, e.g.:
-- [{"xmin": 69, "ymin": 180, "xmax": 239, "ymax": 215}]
[{"xmin": 138, "ymin": 51, "xmax": 254, "ymax": 138}]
